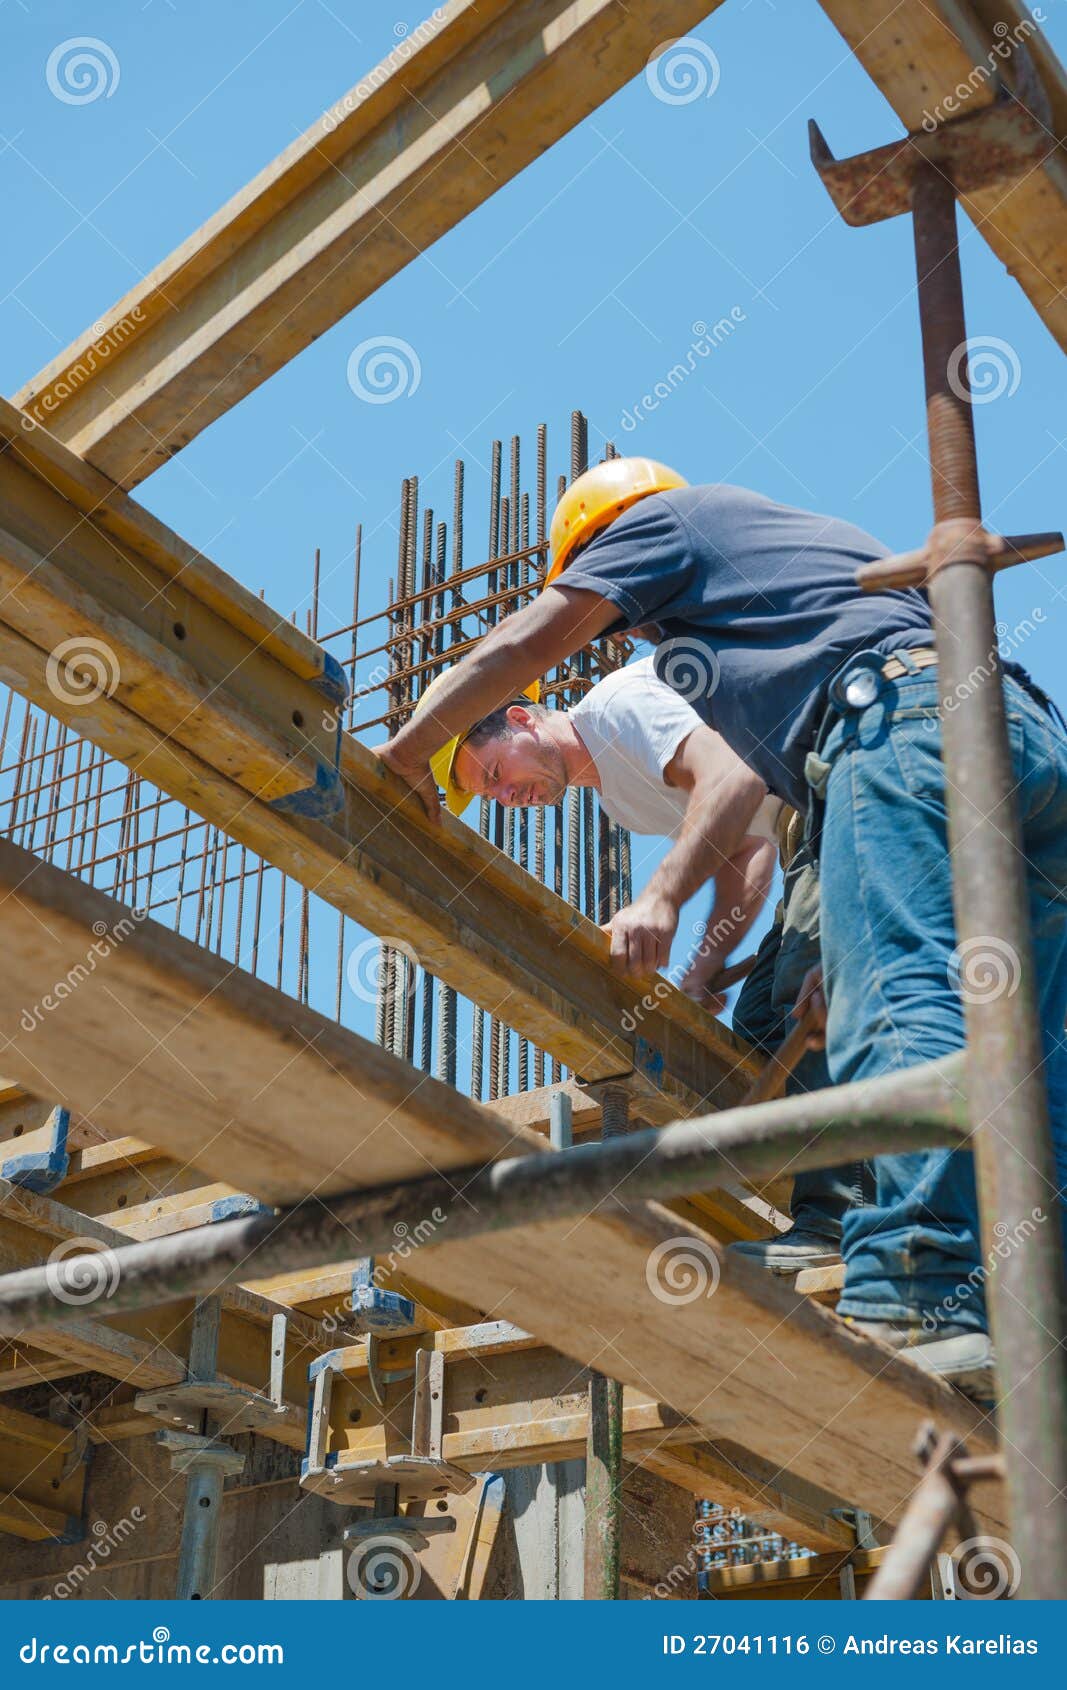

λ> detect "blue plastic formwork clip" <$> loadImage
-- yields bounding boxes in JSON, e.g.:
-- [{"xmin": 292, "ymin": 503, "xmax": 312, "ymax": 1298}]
[
  {"xmin": 344, "ymin": 1258, "xmax": 416, "ymax": 1336},
  {"xmin": 267, "ymin": 652, "xmax": 349, "ymax": 822},
  {"xmin": 1, "ymin": 1105, "xmax": 71, "ymax": 1195},
  {"xmin": 208, "ymin": 1194, "xmax": 272, "ymax": 1222}
]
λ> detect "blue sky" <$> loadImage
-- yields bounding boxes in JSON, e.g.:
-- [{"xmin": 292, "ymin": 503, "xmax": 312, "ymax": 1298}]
[{"xmin": 2, "ymin": 1, "xmax": 1065, "ymax": 1049}]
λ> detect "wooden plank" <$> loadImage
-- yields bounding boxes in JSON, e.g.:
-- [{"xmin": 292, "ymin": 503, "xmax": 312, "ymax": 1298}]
[
  {"xmin": 0, "ymin": 405, "xmax": 760, "ymax": 1122},
  {"xmin": 819, "ymin": 1, "xmax": 1067, "ymax": 352},
  {"xmin": 0, "ymin": 1180, "xmax": 332, "ymax": 1417},
  {"xmin": 639, "ymin": 1440, "xmax": 856, "ymax": 1552},
  {"xmin": 12, "ymin": 0, "xmax": 725, "ymax": 487},
  {"xmin": 0, "ymin": 402, "xmax": 344, "ymax": 816},
  {"xmin": 0, "ymin": 838, "xmax": 1005, "ymax": 1537}
]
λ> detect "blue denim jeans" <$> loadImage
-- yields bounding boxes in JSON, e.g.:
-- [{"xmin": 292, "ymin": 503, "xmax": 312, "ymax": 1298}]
[
  {"xmin": 814, "ymin": 661, "xmax": 1067, "ymax": 1330},
  {"xmin": 732, "ymin": 842, "xmax": 872, "ymax": 1237}
]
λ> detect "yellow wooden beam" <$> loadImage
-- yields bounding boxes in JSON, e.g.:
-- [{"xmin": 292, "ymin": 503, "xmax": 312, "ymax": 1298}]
[
  {"xmin": 0, "ymin": 836, "xmax": 1005, "ymax": 1537},
  {"xmin": 0, "ymin": 400, "xmax": 759, "ymax": 1116},
  {"xmin": 820, "ymin": 1, "xmax": 1067, "ymax": 351},
  {"xmin": 12, "ymin": 1, "xmax": 725, "ymax": 487}
]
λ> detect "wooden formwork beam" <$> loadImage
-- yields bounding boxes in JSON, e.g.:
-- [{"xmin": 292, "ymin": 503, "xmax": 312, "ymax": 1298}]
[
  {"xmin": 820, "ymin": 1, "xmax": 1067, "ymax": 351},
  {"xmin": 304, "ymin": 1320, "xmax": 855, "ymax": 1550},
  {"xmin": 0, "ymin": 837, "xmax": 1005, "ymax": 1539},
  {"xmin": 0, "ymin": 397, "xmax": 759, "ymax": 1116},
  {"xmin": 0, "ymin": 1178, "xmax": 333, "ymax": 1436},
  {"xmin": 11, "ymin": 1, "xmax": 724, "ymax": 486}
]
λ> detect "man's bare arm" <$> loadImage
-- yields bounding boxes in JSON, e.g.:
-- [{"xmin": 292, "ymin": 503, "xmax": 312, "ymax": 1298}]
[
  {"xmin": 376, "ymin": 586, "xmax": 619, "ymax": 818},
  {"xmin": 679, "ymin": 836, "xmax": 776, "ymax": 1003},
  {"xmin": 605, "ymin": 726, "xmax": 769, "ymax": 976}
]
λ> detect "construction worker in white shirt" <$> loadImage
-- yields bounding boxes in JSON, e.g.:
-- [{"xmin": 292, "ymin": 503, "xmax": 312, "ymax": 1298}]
[
  {"xmin": 419, "ymin": 656, "xmax": 856, "ymax": 1274},
  {"xmin": 430, "ymin": 654, "xmax": 780, "ymax": 1004}
]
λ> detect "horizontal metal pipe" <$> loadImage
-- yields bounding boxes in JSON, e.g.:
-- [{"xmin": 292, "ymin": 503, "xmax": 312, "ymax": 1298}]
[{"xmin": 0, "ymin": 1054, "xmax": 967, "ymax": 1332}]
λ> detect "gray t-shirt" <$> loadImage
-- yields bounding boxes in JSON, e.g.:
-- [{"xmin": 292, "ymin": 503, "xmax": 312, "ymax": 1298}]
[
  {"xmin": 570, "ymin": 658, "xmax": 782, "ymax": 841},
  {"xmin": 562, "ymin": 484, "xmax": 932, "ymax": 811}
]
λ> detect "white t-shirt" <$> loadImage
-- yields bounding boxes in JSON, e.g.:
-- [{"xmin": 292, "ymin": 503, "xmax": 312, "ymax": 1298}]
[{"xmin": 569, "ymin": 657, "xmax": 782, "ymax": 842}]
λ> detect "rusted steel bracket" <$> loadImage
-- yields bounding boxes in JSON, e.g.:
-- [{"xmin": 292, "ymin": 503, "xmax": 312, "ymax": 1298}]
[
  {"xmin": 809, "ymin": 78, "xmax": 1054, "ymax": 227},
  {"xmin": 813, "ymin": 84, "xmax": 1064, "ymax": 595},
  {"xmin": 864, "ymin": 1422, "xmax": 1005, "ymax": 1600},
  {"xmin": 857, "ymin": 523, "xmax": 1063, "ymax": 593}
]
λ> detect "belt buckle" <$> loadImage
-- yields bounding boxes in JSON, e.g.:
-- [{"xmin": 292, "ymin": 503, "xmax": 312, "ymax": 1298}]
[{"xmin": 829, "ymin": 650, "xmax": 884, "ymax": 713}]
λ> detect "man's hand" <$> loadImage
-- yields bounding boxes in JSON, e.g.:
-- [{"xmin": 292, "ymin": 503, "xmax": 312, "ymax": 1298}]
[
  {"xmin": 374, "ymin": 741, "xmax": 441, "ymax": 824},
  {"xmin": 677, "ymin": 940, "xmax": 728, "ymax": 1014},
  {"xmin": 792, "ymin": 964, "xmax": 827, "ymax": 1049},
  {"xmin": 603, "ymin": 894, "xmax": 679, "ymax": 978}
]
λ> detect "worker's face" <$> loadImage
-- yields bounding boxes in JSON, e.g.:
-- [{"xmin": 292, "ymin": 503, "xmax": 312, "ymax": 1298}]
[{"xmin": 453, "ymin": 708, "xmax": 567, "ymax": 808}]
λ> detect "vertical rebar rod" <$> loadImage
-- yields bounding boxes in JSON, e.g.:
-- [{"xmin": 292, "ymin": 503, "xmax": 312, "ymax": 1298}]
[
  {"xmin": 912, "ymin": 163, "xmax": 1067, "ymax": 1597},
  {"xmin": 584, "ymin": 1083, "xmax": 629, "ymax": 1600}
]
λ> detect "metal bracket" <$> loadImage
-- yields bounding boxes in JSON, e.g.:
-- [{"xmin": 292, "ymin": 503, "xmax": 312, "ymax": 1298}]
[
  {"xmin": 1, "ymin": 1105, "xmax": 70, "ymax": 1194},
  {"xmin": 302, "ymin": 1342, "xmax": 475, "ymax": 1507},
  {"xmin": 135, "ymin": 1298, "xmax": 304, "ymax": 1439},
  {"xmin": 339, "ymin": 1258, "xmax": 416, "ymax": 1338},
  {"xmin": 809, "ymin": 79, "xmax": 1056, "ymax": 227}
]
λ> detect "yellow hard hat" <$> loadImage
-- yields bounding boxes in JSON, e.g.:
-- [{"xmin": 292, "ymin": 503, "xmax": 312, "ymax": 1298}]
[
  {"xmin": 546, "ymin": 457, "xmax": 688, "ymax": 585},
  {"xmin": 414, "ymin": 667, "xmax": 542, "ymax": 818}
]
